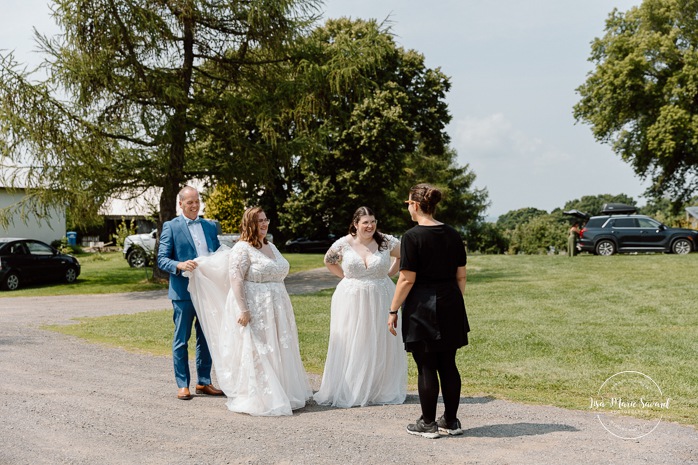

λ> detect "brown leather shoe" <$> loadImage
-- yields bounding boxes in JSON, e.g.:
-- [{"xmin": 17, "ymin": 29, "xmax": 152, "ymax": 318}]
[
  {"xmin": 177, "ymin": 387, "xmax": 192, "ymax": 400},
  {"xmin": 195, "ymin": 384, "xmax": 224, "ymax": 396}
]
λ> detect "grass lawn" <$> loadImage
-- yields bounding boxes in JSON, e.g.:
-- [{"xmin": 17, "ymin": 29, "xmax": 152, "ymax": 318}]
[
  {"xmin": 0, "ymin": 251, "xmax": 325, "ymax": 297},
  {"xmin": 40, "ymin": 252, "xmax": 697, "ymax": 426}
]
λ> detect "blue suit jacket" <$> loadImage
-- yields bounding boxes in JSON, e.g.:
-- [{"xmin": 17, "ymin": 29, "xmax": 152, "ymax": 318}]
[{"xmin": 157, "ymin": 215, "xmax": 221, "ymax": 300}]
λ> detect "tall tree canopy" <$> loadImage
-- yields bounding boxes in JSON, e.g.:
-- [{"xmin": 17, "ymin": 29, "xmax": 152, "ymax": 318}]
[
  {"xmin": 0, "ymin": 0, "xmax": 318, "ymax": 227},
  {"xmin": 574, "ymin": 0, "xmax": 698, "ymax": 204},
  {"xmin": 1, "ymin": 8, "xmax": 488, "ymax": 248},
  {"xmin": 562, "ymin": 193, "xmax": 637, "ymax": 217},
  {"xmin": 496, "ymin": 207, "xmax": 549, "ymax": 231},
  {"xmin": 276, "ymin": 18, "xmax": 488, "ymax": 239}
]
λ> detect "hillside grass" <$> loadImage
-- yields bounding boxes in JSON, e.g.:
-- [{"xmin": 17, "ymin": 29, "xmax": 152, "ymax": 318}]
[
  {"xmin": 41, "ymin": 253, "xmax": 697, "ymax": 426},
  {"xmin": 0, "ymin": 251, "xmax": 324, "ymax": 297}
]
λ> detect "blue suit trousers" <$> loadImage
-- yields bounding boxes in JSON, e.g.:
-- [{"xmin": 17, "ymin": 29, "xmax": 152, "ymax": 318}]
[{"xmin": 172, "ymin": 299, "xmax": 212, "ymax": 388}]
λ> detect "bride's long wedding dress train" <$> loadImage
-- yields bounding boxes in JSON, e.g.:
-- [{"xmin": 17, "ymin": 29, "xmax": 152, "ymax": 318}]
[{"xmin": 187, "ymin": 241, "xmax": 312, "ymax": 416}]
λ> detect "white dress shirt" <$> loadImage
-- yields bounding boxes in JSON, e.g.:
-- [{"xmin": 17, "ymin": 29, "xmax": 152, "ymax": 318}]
[{"xmin": 184, "ymin": 216, "xmax": 209, "ymax": 257}]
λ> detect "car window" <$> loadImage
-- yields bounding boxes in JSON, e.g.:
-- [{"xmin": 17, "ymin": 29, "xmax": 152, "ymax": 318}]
[
  {"xmin": 637, "ymin": 217, "xmax": 660, "ymax": 228},
  {"xmin": 9, "ymin": 243, "xmax": 28, "ymax": 255},
  {"xmin": 612, "ymin": 218, "xmax": 638, "ymax": 228},
  {"xmin": 26, "ymin": 241, "xmax": 54, "ymax": 256},
  {"xmin": 585, "ymin": 218, "xmax": 605, "ymax": 228}
]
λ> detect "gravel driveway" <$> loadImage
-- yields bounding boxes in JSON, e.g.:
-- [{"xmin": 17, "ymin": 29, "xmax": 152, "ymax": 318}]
[{"xmin": 0, "ymin": 269, "xmax": 696, "ymax": 465}]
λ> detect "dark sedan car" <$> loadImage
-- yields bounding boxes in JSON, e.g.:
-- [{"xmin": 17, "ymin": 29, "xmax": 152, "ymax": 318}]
[
  {"xmin": 285, "ymin": 234, "xmax": 337, "ymax": 253},
  {"xmin": 0, "ymin": 238, "xmax": 81, "ymax": 290}
]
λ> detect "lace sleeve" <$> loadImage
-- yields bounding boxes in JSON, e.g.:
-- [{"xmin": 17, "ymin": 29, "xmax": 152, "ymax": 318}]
[
  {"xmin": 229, "ymin": 243, "xmax": 251, "ymax": 313},
  {"xmin": 324, "ymin": 239, "xmax": 343, "ymax": 265},
  {"xmin": 386, "ymin": 234, "xmax": 400, "ymax": 253}
]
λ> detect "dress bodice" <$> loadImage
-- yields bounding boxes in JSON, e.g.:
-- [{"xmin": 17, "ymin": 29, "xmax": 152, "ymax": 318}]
[
  {"xmin": 325, "ymin": 234, "xmax": 399, "ymax": 280},
  {"xmin": 230, "ymin": 241, "xmax": 289, "ymax": 283}
]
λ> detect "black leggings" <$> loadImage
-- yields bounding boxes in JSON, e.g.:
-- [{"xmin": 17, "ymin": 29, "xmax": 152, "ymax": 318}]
[{"xmin": 411, "ymin": 348, "xmax": 461, "ymax": 424}]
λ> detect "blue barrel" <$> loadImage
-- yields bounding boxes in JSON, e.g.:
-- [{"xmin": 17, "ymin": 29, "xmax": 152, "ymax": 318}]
[{"xmin": 66, "ymin": 231, "xmax": 77, "ymax": 246}]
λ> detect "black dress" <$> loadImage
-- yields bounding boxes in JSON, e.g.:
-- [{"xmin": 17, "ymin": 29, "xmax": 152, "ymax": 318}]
[{"xmin": 400, "ymin": 224, "xmax": 469, "ymax": 352}]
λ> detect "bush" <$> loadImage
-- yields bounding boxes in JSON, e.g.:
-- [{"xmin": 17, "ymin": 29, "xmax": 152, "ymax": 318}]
[
  {"xmin": 508, "ymin": 215, "xmax": 567, "ymax": 254},
  {"xmin": 51, "ymin": 237, "xmax": 83, "ymax": 255},
  {"xmin": 112, "ymin": 218, "xmax": 137, "ymax": 248}
]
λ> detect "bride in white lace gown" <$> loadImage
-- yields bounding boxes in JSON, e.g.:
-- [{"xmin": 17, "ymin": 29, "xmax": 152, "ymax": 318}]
[
  {"xmin": 314, "ymin": 207, "xmax": 408, "ymax": 407},
  {"xmin": 186, "ymin": 207, "xmax": 312, "ymax": 416}
]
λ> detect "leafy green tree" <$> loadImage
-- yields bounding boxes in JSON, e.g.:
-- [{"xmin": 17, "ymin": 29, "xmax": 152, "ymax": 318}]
[
  {"xmin": 574, "ymin": 0, "xmax": 698, "ymax": 204},
  {"xmin": 562, "ymin": 194, "xmax": 636, "ymax": 217},
  {"xmin": 508, "ymin": 215, "xmax": 567, "ymax": 255},
  {"xmin": 203, "ymin": 184, "xmax": 246, "ymax": 233},
  {"xmin": 0, "ymin": 0, "xmax": 318, "ymax": 230},
  {"xmin": 639, "ymin": 195, "xmax": 698, "ymax": 227},
  {"xmin": 467, "ymin": 221, "xmax": 509, "ymax": 254},
  {"xmin": 496, "ymin": 208, "xmax": 548, "ymax": 231},
  {"xmin": 111, "ymin": 218, "xmax": 138, "ymax": 249},
  {"xmin": 277, "ymin": 19, "xmax": 488, "ymax": 238}
]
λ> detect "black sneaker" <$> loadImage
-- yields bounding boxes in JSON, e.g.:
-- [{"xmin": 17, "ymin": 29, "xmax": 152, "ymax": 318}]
[
  {"xmin": 406, "ymin": 416, "xmax": 440, "ymax": 439},
  {"xmin": 436, "ymin": 415, "xmax": 463, "ymax": 436}
]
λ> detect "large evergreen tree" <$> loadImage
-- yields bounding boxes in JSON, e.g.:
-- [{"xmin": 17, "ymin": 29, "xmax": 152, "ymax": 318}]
[{"xmin": 0, "ymin": 0, "xmax": 318, "ymax": 228}]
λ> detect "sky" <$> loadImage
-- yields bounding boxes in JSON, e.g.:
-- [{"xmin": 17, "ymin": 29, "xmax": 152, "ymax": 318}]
[{"xmin": 0, "ymin": 0, "xmax": 645, "ymax": 219}]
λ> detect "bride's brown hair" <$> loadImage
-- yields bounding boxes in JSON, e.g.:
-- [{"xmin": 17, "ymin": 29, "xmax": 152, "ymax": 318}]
[
  {"xmin": 239, "ymin": 206, "xmax": 268, "ymax": 249},
  {"xmin": 348, "ymin": 206, "xmax": 388, "ymax": 251}
]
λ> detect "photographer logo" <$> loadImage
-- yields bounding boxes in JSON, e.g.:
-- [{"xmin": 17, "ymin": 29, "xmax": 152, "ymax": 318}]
[{"xmin": 588, "ymin": 371, "xmax": 670, "ymax": 439}]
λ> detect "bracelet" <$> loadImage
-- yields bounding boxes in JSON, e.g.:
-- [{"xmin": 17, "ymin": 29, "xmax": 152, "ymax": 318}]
[{"xmin": 389, "ymin": 310, "xmax": 398, "ymax": 315}]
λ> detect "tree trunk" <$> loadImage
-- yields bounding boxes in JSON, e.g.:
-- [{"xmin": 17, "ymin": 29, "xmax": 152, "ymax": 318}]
[{"xmin": 153, "ymin": 12, "xmax": 196, "ymax": 282}]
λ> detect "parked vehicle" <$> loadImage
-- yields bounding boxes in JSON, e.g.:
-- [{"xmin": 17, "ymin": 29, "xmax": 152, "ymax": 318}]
[
  {"xmin": 0, "ymin": 238, "xmax": 81, "ymax": 290},
  {"xmin": 123, "ymin": 230, "xmax": 265, "ymax": 267},
  {"xmin": 285, "ymin": 234, "xmax": 336, "ymax": 253},
  {"xmin": 123, "ymin": 230, "xmax": 157, "ymax": 268},
  {"xmin": 566, "ymin": 204, "xmax": 698, "ymax": 256}
]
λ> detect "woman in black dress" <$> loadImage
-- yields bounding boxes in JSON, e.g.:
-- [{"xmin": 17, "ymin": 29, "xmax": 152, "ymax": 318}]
[{"xmin": 388, "ymin": 183, "xmax": 469, "ymax": 438}]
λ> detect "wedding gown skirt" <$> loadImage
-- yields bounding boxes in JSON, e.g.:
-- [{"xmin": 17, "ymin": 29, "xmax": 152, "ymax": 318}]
[
  {"xmin": 187, "ymin": 245, "xmax": 312, "ymax": 416},
  {"xmin": 314, "ymin": 236, "xmax": 407, "ymax": 407}
]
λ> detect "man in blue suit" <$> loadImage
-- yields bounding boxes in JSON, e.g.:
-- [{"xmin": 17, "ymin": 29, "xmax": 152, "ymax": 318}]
[{"xmin": 157, "ymin": 186, "xmax": 224, "ymax": 400}]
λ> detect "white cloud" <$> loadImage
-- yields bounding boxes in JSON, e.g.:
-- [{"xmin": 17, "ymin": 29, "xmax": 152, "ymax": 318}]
[
  {"xmin": 449, "ymin": 114, "xmax": 646, "ymax": 218},
  {"xmin": 454, "ymin": 114, "xmax": 531, "ymax": 156},
  {"xmin": 453, "ymin": 114, "xmax": 570, "ymax": 170}
]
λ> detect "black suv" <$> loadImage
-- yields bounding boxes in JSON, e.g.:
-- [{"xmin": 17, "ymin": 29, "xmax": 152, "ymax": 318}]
[{"xmin": 567, "ymin": 204, "xmax": 698, "ymax": 256}]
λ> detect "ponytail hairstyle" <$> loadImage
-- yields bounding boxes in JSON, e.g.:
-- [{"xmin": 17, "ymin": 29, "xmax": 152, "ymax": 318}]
[
  {"xmin": 409, "ymin": 183, "xmax": 442, "ymax": 216},
  {"xmin": 239, "ymin": 206, "xmax": 268, "ymax": 249},
  {"xmin": 348, "ymin": 206, "xmax": 388, "ymax": 251}
]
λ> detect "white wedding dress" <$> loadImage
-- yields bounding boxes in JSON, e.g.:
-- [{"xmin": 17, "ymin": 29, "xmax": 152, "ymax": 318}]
[
  {"xmin": 314, "ymin": 234, "xmax": 407, "ymax": 407},
  {"xmin": 186, "ymin": 241, "xmax": 312, "ymax": 416}
]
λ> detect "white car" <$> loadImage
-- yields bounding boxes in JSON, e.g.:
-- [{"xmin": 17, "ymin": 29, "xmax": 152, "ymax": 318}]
[
  {"xmin": 123, "ymin": 230, "xmax": 269, "ymax": 268},
  {"xmin": 123, "ymin": 230, "xmax": 157, "ymax": 268}
]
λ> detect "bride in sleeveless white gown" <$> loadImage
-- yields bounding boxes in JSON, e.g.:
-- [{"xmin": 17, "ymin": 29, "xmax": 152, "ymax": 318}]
[
  {"xmin": 314, "ymin": 208, "xmax": 407, "ymax": 407},
  {"xmin": 186, "ymin": 208, "xmax": 312, "ymax": 416}
]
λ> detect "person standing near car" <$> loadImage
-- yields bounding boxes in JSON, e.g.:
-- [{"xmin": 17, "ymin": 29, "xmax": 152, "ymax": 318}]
[
  {"xmin": 157, "ymin": 186, "xmax": 224, "ymax": 401},
  {"xmin": 568, "ymin": 223, "xmax": 581, "ymax": 257},
  {"xmin": 388, "ymin": 183, "xmax": 469, "ymax": 439}
]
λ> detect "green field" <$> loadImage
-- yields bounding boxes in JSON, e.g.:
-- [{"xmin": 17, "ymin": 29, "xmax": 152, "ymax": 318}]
[
  {"xmin": 0, "ymin": 251, "xmax": 325, "ymax": 296},
  {"xmin": 27, "ymin": 252, "xmax": 698, "ymax": 426}
]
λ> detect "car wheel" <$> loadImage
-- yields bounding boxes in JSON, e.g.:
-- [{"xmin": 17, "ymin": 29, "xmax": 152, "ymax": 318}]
[
  {"xmin": 64, "ymin": 266, "xmax": 78, "ymax": 283},
  {"xmin": 289, "ymin": 245, "xmax": 301, "ymax": 253},
  {"xmin": 2, "ymin": 272, "xmax": 20, "ymax": 291},
  {"xmin": 671, "ymin": 238, "xmax": 692, "ymax": 255},
  {"xmin": 127, "ymin": 248, "xmax": 147, "ymax": 268},
  {"xmin": 595, "ymin": 240, "xmax": 616, "ymax": 256}
]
